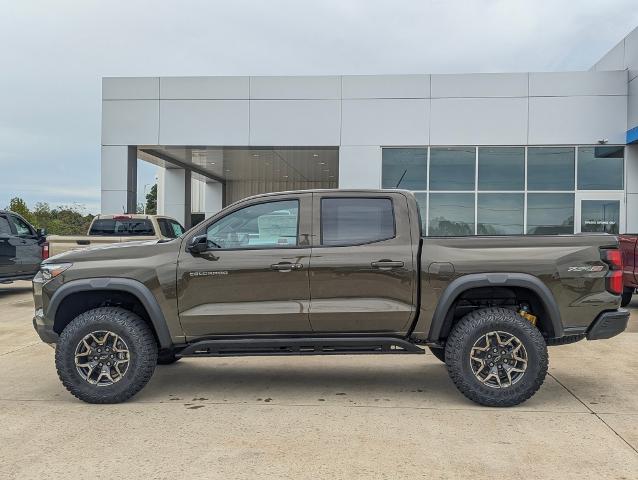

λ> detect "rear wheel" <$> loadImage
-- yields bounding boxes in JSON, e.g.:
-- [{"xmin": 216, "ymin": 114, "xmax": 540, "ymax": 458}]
[
  {"xmin": 445, "ymin": 307, "xmax": 548, "ymax": 407},
  {"xmin": 621, "ymin": 288, "xmax": 633, "ymax": 307},
  {"xmin": 428, "ymin": 346, "xmax": 446, "ymax": 363},
  {"xmin": 55, "ymin": 307, "xmax": 158, "ymax": 404}
]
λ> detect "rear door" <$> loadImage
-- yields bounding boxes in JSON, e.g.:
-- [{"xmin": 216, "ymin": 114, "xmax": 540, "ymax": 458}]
[
  {"xmin": 177, "ymin": 193, "xmax": 313, "ymax": 338},
  {"xmin": 308, "ymin": 192, "xmax": 417, "ymax": 334},
  {"xmin": 0, "ymin": 214, "xmax": 16, "ymax": 277},
  {"xmin": 8, "ymin": 214, "xmax": 41, "ymax": 276}
]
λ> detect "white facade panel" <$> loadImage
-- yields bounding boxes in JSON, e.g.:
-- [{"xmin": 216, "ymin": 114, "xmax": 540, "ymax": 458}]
[
  {"xmin": 338, "ymin": 146, "xmax": 381, "ymax": 189},
  {"xmin": 249, "ymin": 100, "xmax": 340, "ymax": 146},
  {"xmin": 100, "ymin": 146, "xmax": 130, "ymax": 191},
  {"xmin": 102, "ymin": 100, "xmax": 159, "ymax": 145},
  {"xmin": 529, "ymin": 71, "xmax": 627, "ymax": 97},
  {"xmin": 529, "ymin": 95, "xmax": 627, "ymax": 145},
  {"xmin": 159, "ymin": 100, "xmax": 249, "ymax": 145},
  {"xmin": 341, "ymin": 75, "xmax": 430, "ymax": 99},
  {"xmin": 341, "ymin": 99, "xmax": 429, "ymax": 146},
  {"xmin": 101, "ymin": 190, "xmax": 129, "ymax": 216},
  {"xmin": 629, "ymin": 77, "xmax": 638, "ymax": 129},
  {"xmin": 430, "ymin": 97, "xmax": 527, "ymax": 145},
  {"xmin": 626, "ymin": 145, "xmax": 638, "ymax": 194},
  {"xmin": 431, "ymin": 73, "xmax": 528, "ymax": 98},
  {"xmin": 592, "ymin": 41, "xmax": 626, "ymax": 71},
  {"xmin": 249, "ymin": 76, "xmax": 341, "ymax": 99},
  {"xmin": 160, "ymin": 76, "xmax": 249, "ymax": 99},
  {"xmin": 102, "ymin": 77, "xmax": 159, "ymax": 100},
  {"xmin": 626, "ymin": 27, "xmax": 638, "ymax": 80},
  {"xmin": 627, "ymin": 194, "xmax": 638, "ymax": 232},
  {"xmin": 158, "ymin": 167, "xmax": 186, "ymax": 225}
]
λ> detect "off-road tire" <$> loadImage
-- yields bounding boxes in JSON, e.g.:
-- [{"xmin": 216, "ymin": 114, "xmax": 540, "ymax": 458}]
[
  {"xmin": 445, "ymin": 307, "xmax": 548, "ymax": 407},
  {"xmin": 157, "ymin": 350, "xmax": 180, "ymax": 365},
  {"xmin": 55, "ymin": 307, "xmax": 158, "ymax": 404},
  {"xmin": 621, "ymin": 288, "xmax": 633, "ymax": 308},
  {"xmin": 428, "ymin": 346, "xmax": 446, "ymax": 363}
]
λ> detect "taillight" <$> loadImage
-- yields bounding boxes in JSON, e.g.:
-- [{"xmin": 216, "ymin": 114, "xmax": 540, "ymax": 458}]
[
  {"xmin": 42, "ymin": 242, "xmax": 49, "ymax": 260},
  {"xmin": 601, "ymin": 248, "xmax": 623, "ymax": 295}
]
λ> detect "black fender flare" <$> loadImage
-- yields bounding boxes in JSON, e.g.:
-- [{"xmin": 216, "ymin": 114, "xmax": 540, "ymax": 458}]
[
  {"xmin": 428, "ymin": 272, "xmax": 563, "ymax": 342},
  {"xmin": 48, "ymin": 278, "xmax": 173, "ymax": 348}
]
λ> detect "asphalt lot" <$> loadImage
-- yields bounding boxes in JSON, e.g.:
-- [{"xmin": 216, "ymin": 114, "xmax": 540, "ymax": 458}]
[{"xmin": 1, "ymin": 281, "xmax": 637, "ymax": 479}]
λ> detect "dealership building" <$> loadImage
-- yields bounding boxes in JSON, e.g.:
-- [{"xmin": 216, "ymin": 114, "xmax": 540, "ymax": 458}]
[{"xmin": 101, "ymin": 26, "xmax": 638, "ymax": 235}]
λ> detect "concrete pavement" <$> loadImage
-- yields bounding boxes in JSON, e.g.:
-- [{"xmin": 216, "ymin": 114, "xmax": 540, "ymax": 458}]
[{"xmin": 1, "ymin": 281, "xmax": 637, "ymax": 479}]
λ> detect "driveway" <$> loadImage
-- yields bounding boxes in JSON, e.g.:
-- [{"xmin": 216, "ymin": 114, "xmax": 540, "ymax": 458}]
[{"xmin": 1, "ymin": 281, "xmax": 637, "ymax": 479}]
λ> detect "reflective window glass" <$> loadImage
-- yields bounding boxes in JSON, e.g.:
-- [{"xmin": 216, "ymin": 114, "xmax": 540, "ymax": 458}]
[
  {"xmin": 478, "ymin": 147, "xmax": 524, "ymax": 191},
  {"xmin": 413, "ymin": 192, "xmax": 427, "ymax": 232},
  {"xmin": 527, "ymin": 147, "xmax": 575, "ymax": 191},
  {"xmin": 577, "ymin": 146, "xmax": 624, "ymax": 190},
  {"xmin": 527, "ymin": 194, "xmax": 574, "ymax": 235},
  {"xmin": 428, "ymin": 193, "xmax": 475, "ymax": 236},
  {"xmin": 477, "ymin": 194, "xmax": 524, "ymax": 235},
  {"xmin": 580, "ymin": 200, "xmax": 620, "ymax": 234},
  {"xmin": 382, "ymin": 148, "xmax": 427, "ymax": 190},
  {"xmin": 429, "ymin": 147, "xmax": 476, "ymax": 191}
]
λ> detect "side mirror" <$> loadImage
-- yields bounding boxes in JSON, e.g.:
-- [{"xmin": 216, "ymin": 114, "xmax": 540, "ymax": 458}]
[
  {"xmin": 187, "ymin": 234, "xmax": 208, "ymax": 254},
  {"xmin": 36, "ymin": 228, "xmax": 47, "ymax": 238}
]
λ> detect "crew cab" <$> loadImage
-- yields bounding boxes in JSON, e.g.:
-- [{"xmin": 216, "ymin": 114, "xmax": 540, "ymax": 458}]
[
  {"xmin": 32, "ymin": 190, "xmax": 629, "ymax": 406},
  {"xmin": 46, "ymin": 214, "xmax": 185, "ymax": 257},
  {"xmin": 0, "ymin": 210, "xmax": 46, "ymax": 283}
]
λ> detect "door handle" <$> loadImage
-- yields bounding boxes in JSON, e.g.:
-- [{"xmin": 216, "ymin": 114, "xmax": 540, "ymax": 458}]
[
  {"xmin": 371, "ymin": 260, "xmax": 404, "ymax": 270},
  {"xmin": 271, "ymin": 262, "xmax": 303, "ymax": 272}
]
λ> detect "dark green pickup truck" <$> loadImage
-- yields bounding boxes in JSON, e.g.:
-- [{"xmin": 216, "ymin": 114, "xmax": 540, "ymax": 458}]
[{"xmin": 32, "ymin": 190, "xmax": 629, "ymax": 406}]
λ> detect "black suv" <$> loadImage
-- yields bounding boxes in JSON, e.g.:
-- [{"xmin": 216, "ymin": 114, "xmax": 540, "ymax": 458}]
[{"xmin": 0, "ymin": 210, "xmax": 46, "ymax": 283}]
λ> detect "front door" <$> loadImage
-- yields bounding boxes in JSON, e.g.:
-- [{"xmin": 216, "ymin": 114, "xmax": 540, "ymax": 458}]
[
  {"xmin": 177, "ymin": 194, "xmax": 313, "ymax": 338},
  {"xmin": 8, "ymin": 214, "xmax": 41, "ymax": 276},
  {"xmin": 575, "ymin": 193, "xmax": 624, "ymax": 234},
  {"xmin": 308, "ymin": 192, "xmax": 417, "ymax": 334}
]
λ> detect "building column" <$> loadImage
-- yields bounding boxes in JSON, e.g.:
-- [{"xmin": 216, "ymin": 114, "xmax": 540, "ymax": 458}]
[
  {"xmin": 626, "ymin": 144, "xmax": 638, "ymax": 232},
  {"xmin": 101, "ymin": 146, "xmax": 137, "ymax": 214},
  {"xmin": 338, "ymin": 146, "xmax": 382, "ymax": 188},
  {"xmin": 157, "ymin": 166, "xmax": 192, "ymax": 227},
  {"xmin": 204, "ymin": 181, "xmax": 224, "ymax": 218}
]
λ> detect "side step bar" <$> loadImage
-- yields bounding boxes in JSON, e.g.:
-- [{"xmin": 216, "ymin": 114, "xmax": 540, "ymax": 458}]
[{"xmin": 177, "ymin": 337, "xmax": 424, "ymax": 357}]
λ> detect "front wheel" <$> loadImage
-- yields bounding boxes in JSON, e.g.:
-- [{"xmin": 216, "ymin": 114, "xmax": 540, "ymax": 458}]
[
  {"xmin": 445, "ymin": 307, "xmax": 548, "ymax": 407},
  {"xmin": 621, "ymin": 288, "xmax": 633, "ymax": 308},
  {"xmin": 55, "ymin": 307, "xmax": 158, "ymax": 404}
]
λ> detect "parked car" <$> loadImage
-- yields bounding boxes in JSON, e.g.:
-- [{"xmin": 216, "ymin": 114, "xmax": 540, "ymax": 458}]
[
  {"xmin": 46, "ymin": 214, "xmax": 185, "ymax": 257},
  {"xmin": 32, "ymin": 190, "xmax": 628, "ymax": 406},
  {"xmin": 620, "ymin": 234, "xmax": 637, "ymax": 306},
  {"xmin": 0, "ymin": 210, "xmax": 47, "ymax": 283}
]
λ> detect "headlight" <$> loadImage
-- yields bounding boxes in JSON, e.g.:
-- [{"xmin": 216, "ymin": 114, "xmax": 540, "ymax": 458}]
[{"xmin": 40, "ymin": 263, "xmax": 72, "ymax": 282}]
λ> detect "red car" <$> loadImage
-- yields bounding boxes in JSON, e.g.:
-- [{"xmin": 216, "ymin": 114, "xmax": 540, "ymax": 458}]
[{"xmin": 620, "ymin": 234, "xmax": 638, "ymax": 307}]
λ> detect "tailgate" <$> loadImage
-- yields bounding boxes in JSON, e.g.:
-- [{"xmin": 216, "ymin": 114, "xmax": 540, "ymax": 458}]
[{"xmin": 47, "ymin": 235, "xmax": 125, "ymax": 257}]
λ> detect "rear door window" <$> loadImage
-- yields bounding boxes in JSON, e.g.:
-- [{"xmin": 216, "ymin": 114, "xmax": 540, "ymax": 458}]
[
  {"xmin": 321, "ymin": 198, "xmax": 395, "ymax": 246},
  {"xmin": 0, "ymin": 215, "xmax": 12, "ymax": 235},
  {"xmin": 90, "ymin": 218, "xmax": 155, "ymax": 236}
]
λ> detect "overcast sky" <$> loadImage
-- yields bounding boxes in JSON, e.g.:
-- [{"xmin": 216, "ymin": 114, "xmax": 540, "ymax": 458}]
[{"xmin": 1, "ymin": 0, "xmax": 637, "ymax": 213}]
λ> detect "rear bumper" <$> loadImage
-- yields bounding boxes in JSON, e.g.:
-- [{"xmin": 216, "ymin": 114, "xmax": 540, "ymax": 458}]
[{"xmin": 587, "ymin": 309, "xmax": 630, "ymax": 340}]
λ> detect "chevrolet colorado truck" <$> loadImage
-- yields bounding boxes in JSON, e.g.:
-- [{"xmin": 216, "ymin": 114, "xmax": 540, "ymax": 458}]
[
  {"xmin": 32, "ymin": 190, "xmax": 629, "ymax": 407},
  {"xmin": 46, "ymin": 214, "xmax": 185, "ymax": 257},
  {"xmin": 620, "ymin": 234, "xmax": 637, "ymax": 307}
]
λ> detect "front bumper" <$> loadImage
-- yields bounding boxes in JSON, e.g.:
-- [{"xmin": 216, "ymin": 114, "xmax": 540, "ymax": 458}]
[
  {"xmin": 587, "ymin": 309, "xmax": 630, "ymax": 340},
  {"xmin": 33, "ymin": 308, "xmax": 58, "ymax": 345}
]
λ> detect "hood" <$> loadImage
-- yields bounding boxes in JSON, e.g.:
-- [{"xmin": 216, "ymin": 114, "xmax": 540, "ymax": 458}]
[{"xmin": 45, "ymin": 239, "xmax": 178, "ymax": 264}]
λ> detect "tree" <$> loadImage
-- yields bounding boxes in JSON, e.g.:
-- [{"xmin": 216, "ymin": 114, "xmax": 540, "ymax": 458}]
[
  {"xmin": 145, "ymin": 184, "xmax": 157, "ymax": 215},
  {"xmin": 8, "ymin": 197, "xmax": 32, "ymax": 222}
]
